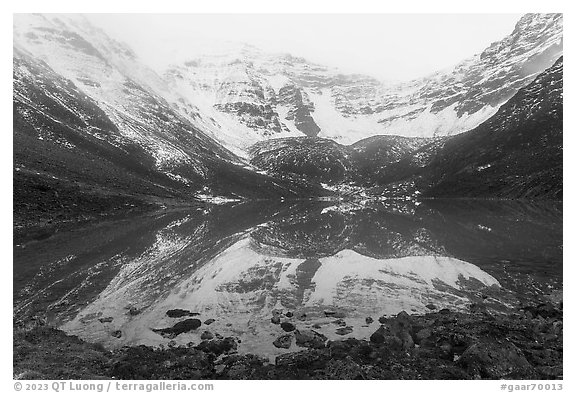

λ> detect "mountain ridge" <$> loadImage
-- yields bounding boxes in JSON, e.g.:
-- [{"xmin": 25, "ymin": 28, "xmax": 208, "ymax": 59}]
[{"xmin": 159, "ymin": 13, "xmax": 562, "ymax": 151}]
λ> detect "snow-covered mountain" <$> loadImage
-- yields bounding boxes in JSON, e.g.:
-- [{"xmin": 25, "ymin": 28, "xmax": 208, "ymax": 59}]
[
  {"xmin": 375, "ymin": 56, "xmax": 563, "ymax": 200},
  {"xmin": 162, "ymin": 13, "xmax": 562, "ymax": 151},
  {"xmin": 12, "ymin": 12, "xmax": 563, "ymax": 230},
  {"xmin": 13, "ymin": 13, "xmax": 328, "ymax": 230}
]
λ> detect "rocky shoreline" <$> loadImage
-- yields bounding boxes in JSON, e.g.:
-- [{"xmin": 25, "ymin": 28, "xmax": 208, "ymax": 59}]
[{"xmin": 14, "ymin": 294, "xmax": 562, "ymax": 380}]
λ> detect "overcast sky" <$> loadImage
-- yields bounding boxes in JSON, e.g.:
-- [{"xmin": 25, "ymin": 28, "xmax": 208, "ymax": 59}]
[{"xmin": 86, "ymin": 14, "xmax": 523, "ymax": 82}]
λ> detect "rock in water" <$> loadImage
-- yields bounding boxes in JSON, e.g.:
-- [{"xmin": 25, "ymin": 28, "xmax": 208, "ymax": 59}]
[
  {"xmin": 166, "ymin": 309, "xmax": 200, "ymax": 318},
  {"xmin": 204, "ymin": 318, "xmax": 216, "ymax": 325},
  {"xmin": 152, "ymin": 318, "xmax": 202, "ymax": 339},
  {"xmin": 271, "ymin": 316, "xmax": 281, "ymax": 324},
  {"xmin": 295, "ymin": 330, "xmax": 327, "ymax": 349},
  {"xmin": 335, "ymin": 326, "xmax": 353, "ymax": 336},
  {"xmin": 273, "ymin": 335, "xmax": 293, "ymax": 349},
  {"xmin": 200, "ymin": 331, "xmax": 214, "ymax": 340},
  {"xmin": 332, "ymin": 319, "xmax": 346, "ymax": 326},
  {"xmin": 280, "ymin": 322, "xmax": 296, "ymax": 332}
]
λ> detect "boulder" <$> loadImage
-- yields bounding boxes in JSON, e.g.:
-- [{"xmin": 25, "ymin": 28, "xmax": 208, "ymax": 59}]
[
  {"xmin": 200, "ymin": 331, "xmax": 214, "ymax": 340},
  {"xmin": 271, "ymin": 316, "xmax": 281, "ymax": 325},
  {"xmin": 166, "ymin": 309, "xmax": 199, "ymax": 318},
  {"xmin": 196, "ymin": 337, "xmax": 237, "ymax": 356},
  {"xmin": 335, "ymin": 326, "xmax": 353, "ymax": 336},
  {"xmin": 273, "ymin": 334, "xmax": 293, "ymax": 349},
  {"xmin": 458, "ymin": 341, "xmax": 535, "ymax": 379},
  {"xmin": 295, "ymin": 329, "xmax": 327, "ymax": 349},
  {"xmin": 152, "ymin": 318, "xmax": 202, "ymax": 339},
  {"xmin": 276, "ymin": 349, "xmax": 330, "ymax": 369}
]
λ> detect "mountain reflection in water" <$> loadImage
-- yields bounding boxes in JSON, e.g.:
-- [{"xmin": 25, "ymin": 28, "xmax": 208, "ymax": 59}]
[{"xmin": 13, "ymin": 199, "xmax": 562, "ymax": 358}]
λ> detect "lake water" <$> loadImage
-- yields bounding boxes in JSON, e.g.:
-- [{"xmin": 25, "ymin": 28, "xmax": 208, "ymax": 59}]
[{"xmin": 13, "ymin": 199, "xmax": 562, "ymax": 359}]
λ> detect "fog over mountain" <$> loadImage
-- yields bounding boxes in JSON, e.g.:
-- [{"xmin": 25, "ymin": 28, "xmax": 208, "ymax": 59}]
[
  {"xmin": 12, "ymin": 13, "xmax": 564, "ymax": 381},
  {"xmin": 85, "ymin": 14, "xmax": 524, "ymax": 82}
]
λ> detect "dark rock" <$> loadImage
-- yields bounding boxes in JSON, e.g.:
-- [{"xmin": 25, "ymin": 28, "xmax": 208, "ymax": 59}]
[
  {"xmin": 378, "ymin": 316, "xmax": 387, "ymax": 324},
  {"xmin": 166, "ymin": 309, "xmax": 199, "ymax": 318},
  {"xmin": 365, "ymin": 317, "xmax": 374, "ymax": 324},
  {"xmin": 439, "ymin": 308, "xmax": 451, "ymax": 315},
  {"xmin": 324, "ymin": 310, "xmax": 345, "ymax": 318},
  {"xmin": 200, "ymin": 331, "xmax": 214, "ymax": 340},
  {"xmin": 398, "ymin": 331, "xmax": 414, "ymax": 350},
  {"xmin": 271, "ymin": 316, "xmax": 281, "ymax": 325},
  {"xmin": 196, "ymin": 337, "xmax": 237, "ymax": 356},
  {"xmin": 370, "ymin": 324, "xmax": 412, "ymax": 350},
  {"xmin": 425, "ymin": 304, "xmax": 437, "ymax": 310},
  {"xmin": 273, "ymin": 334, "xmax": 292, "ymax": 349},
  {"xmin": 285, "ymin": 312, "xmax": 294, "ymax": 318},
  {"xmin": 298, "ymin": 313, "xmax": 307, "ymax": 320},
  {"xmin": 415, "ymin": 328, "xmax": 432, "ymax": 343},
  {"xmin": 111, "ymin": 330, "xmax": 122, "ymax": 338},
  {"xmin": 458, "ymin": 341, "xmax": 535, "ymax": 379},
  {"xmin": 325, "ymin": 358, "xmax": 365, "ymax": 379},
  {"xmin": 396, "ymin": 311, "xmax": 412, "ymax": 323},
  {"xmin": 521, "ymin": 303, "xmax": 562, "ymax": 319},
  {"xmin": 152, "ymin": 318, "xmax": 202, "ymax": 339},
  {"xmin": 335, "ymin": 326, "xmax": 353, "ymax": 336},
  {"xmin": 204, "ymin": 318, "xmax": 215, "ymax": 325},
  {"xmin": 332, "ymin": 319, "xmax": 346, "ymax": 326},
  {"xmin": 470, "ymin": 303, "xmax": 487, "ymax": 314},
  {"xmin": 280, "ymin": 322, "xmax": 296, "ymax": 332},
  {"xmin": 370, "ymin": 326, "xmax": 388, "ymax": 344},
  {"xmin": 128, "ymin": 307, "xmax": 141, "ymax": 316},
  {"xmin": 98, "ymin": 317, "xmax": 113, "ymax": 323},
  {"xmin": 327, "ymin": 338, "xmax": 371, "ymax": 360},
  {"xmin": 275, "ymin": 349, "xmax": 330, "ymax": 369},
  {"xmin": 294, "ymin": 329, "xmax": 327, "ymax": 349}
]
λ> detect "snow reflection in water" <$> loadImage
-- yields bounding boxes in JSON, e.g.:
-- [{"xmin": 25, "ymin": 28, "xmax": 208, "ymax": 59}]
[{"xmin": 13, "ymin": 199, "xmax": 562, "ymax": 358}]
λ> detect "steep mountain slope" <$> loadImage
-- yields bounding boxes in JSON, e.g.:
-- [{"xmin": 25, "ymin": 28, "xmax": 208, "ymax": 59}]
[
  {"xmin": 162, "ymin": 14, "xmax": 562, "ymax": 151},
  {"xmin": 377, "ymin": 57, "xmax": 563, "ymax": 199},
  {"xmin": 249, "ymin": 137, "xmax": 359, "ymax": 184},
  {"xmin": 248, "ymin": 135, "xmax": 436, "ymax": 186},
  {"xmin": 13, "ymin": 14, "xmax": 328, "ymax": 233}
]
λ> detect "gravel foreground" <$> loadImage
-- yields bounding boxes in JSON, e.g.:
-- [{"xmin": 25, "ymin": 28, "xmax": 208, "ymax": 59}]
[{"xmin": 14, "ymin": 294, "xmax": 562, "ymax": 380}]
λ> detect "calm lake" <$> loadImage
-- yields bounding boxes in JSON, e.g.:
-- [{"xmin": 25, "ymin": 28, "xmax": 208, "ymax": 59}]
[{"xmin": 13, "ymin": 199, "xmax": 562, "ymax": 359}]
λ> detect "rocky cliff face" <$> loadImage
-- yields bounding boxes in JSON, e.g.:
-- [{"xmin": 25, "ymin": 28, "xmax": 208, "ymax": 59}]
[
  {"xmin": 377, "ymin": 57, "xmax": 563, "ymax": 200},
  {"xmin": 162, "ymin": 14, "xmax": 562, "ymax": 151}
]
